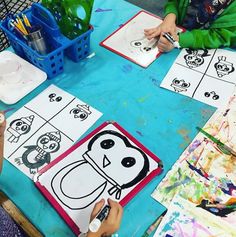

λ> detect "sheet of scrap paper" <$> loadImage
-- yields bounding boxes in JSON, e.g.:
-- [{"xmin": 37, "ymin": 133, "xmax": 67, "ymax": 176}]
[{"xmin": 154, "ymin": 195, "xmax": 236, "ymax": 237}]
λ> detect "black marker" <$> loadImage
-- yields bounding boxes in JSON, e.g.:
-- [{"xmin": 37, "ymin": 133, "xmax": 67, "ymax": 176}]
[
  {"xmin": 163, "ymin": 32, "xmax": 180, "ymax": 49},
  {"xmin": 89, "ymin": 205, "xmax": 111, "ymax": 232}
]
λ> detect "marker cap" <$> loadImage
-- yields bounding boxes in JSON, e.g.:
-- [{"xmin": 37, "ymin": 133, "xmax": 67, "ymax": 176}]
[
  {"xmin": 173, "ymin": 41, "xmax": 181, "ymax": 49},
  {"xmin": 89, "ymin": 218, "xmax": 101, "ymax": 233}
]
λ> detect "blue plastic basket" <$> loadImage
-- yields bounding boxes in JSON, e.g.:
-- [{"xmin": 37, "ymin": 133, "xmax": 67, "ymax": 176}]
[{"xmin": 0, "ymin": 3, "xmax": 93, "ymax": 78}]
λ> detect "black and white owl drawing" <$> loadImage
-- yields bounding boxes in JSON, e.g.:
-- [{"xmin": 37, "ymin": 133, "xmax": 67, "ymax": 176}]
[
  {"xmin": 69, "ymin": 104, "xmax": 92, "ymax": 121},
  {"xmin": 48, "ymin": 93, "xmax": 62, "ymax": 102},
  {"xmin": 51, "ymin": 130, "xmax": 150, "ymax": 210},
  {"xmin": 130, "ymin": 37, "xmax": 157, "ymax": 53},
  {"xmin": 7, "ymin": 115, "xmax": 34, "ymax": 143},
  {"xmin": 214, "ymin": 56, "xmax": 235, "ymax": 77},
  {"xmin": 184, "ymin": 49, "xmax": 210, "ymax": 68},
  {"xmin": 15, "ymin": 131, "xmax": 61, "ymax": 174},
  {"xmin": 171, "ymin": 78, "xmax": 190, "ymax": 92}
]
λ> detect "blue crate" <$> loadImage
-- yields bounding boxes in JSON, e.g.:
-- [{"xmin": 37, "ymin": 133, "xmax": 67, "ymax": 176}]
[{"xmin": 0, "ymin": 3, "xmax": 93, "ymax": 78}]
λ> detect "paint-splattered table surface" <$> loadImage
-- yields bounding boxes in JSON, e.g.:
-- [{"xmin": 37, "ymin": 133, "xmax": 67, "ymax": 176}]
[{"xmin": 0, "ymin": 0, "xmax": 215, "ymax": 236}]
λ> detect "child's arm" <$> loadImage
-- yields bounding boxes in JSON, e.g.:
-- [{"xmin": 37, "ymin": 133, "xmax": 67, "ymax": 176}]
[
  {"xmin": 144, "ymin": 0, "xmax": 179, "ymax": 52},
  {"xmin": 87, "ymin": 198, "xmax": 123, "ymax": 237},
  {"xmin": 144, "ymin": 13, "xmax": 178, "ymax": 52},
  {"xmin": 0, "ymin": 112, "xmax": 6, "ymax": 173},
  {"xmin": 179, "ymin": 27, "xmax": 236, "ymax": 49}
]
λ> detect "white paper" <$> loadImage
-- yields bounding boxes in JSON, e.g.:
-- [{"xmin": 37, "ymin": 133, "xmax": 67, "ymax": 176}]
[
  {"xmin": 101, "ymin": 11, "xmax": 183, "ymax": 67},
  {"xmin": 161, "ymin": 48, "xmax": 236, "ymax": 108},
  {"xmin": 4, "ymin": 85, "xmax": 102, "ymax": 179},
  {"xmin": 154, "ymin": 195, "xmax": 236, "ymax": 237},
  {"xmin": 36, "ymin": 123, "xmax": 160, "ymax": 233}
]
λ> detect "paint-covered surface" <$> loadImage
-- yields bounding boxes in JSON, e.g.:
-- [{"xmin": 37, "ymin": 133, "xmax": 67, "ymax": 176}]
[
  {"xmin": 152, "ymin": 91, "xmax": 236, "ymax": 228},
  {"xmin": 0, "ymin": 0, "xmax": 215, "ymax": 236},
  {"xmin": 154, "ymin": 195, "xmax": 236, "ymax": 237}
]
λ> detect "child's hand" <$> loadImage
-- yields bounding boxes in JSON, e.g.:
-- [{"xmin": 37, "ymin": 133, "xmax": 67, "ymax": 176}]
[
  {"xmin": 144, "ymin": 13, "xmax": 177, "ymax": 40},
  {"xmin": 87, "ymin": 198, "xmax": 123, "ymax": 237},
  {"xmin": 158, "ymin": 32, "xmax": 179, "ymax": 52},
  {"xmin": 0, "ymin": 112, "xmax": 6, "ymax": 138}
]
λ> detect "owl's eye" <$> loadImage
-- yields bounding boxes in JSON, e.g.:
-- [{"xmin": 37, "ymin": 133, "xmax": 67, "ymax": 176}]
[
  {"xmin": 56, "ymin": 96, "xmax": 62, "ymax": 102},
  {"xmin": 49, "ymin": 143, "xmax": 56, "ymax": 150},
  {"xmin": 186, "ymin": 55, "xmax": 193, "ymax": 60},
  {"xmin": 21, "ymin": 125, "xmax": 28, "ymax": 131},
  {"xmin": 49, "ymin": 93, "xmax": 56, "ymax": 98},
  {"xmin": 40, "ymin": 137, "xmax": 49, "ymax": 144},
  {"xmin": 80, "ymin": 113, "xmax": 87, "ymax": 119},
  {"xmin": 134, "ymin": 42, "xmax": 141, "ymax": 46},
  {"xmin": 121, "ymin": 157, "xmax": 136, "ymax": 168},
  {"xmin": 72, "ymin": 109, "xmax": 80, "ymax": 114},
  {"xmin": 173, "ymin": 79, "xmax": 180, "ymax": 85},
  {"xmin": 182, "ymin": 82, "xmax": 189, "ymax": 88},
  {"xmin": 16, "ymin": 121, "xmax": 22, "ymax": 126},
  {"xmin": 100, "ymin": 139, "xmax": 115, "ymax": 149}
]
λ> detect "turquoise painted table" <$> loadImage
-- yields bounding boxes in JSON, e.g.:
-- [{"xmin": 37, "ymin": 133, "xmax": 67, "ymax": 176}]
[{"xmin": 0, "ymin": 0, "xmax": 215, "ymax": 236}]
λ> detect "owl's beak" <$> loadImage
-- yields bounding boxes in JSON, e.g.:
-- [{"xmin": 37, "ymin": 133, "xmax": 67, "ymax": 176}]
[{"xmin": 103, "ymin": 155, "xmax": 111, "ymax": 168}]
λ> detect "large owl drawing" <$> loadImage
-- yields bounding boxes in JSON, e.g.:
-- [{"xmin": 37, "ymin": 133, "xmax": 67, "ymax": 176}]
[
  {"xmin": 7, "ymin": 115, "xmax": 34, "ymax": 143},
  {"xmin": 51, "ymin": 130, "xmax": 150, "ymax": 210},
  {"xmin": 15, "ymin": 131, "xmax": 61, "ymax": 174}
]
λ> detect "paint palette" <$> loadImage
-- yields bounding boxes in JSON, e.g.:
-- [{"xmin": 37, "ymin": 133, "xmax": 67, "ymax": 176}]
[{"xmin": 0, "ymin": 51, "xmax": 47, "ymax": 104}]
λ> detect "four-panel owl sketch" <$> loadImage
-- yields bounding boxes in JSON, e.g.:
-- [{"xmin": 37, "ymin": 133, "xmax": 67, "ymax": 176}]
[
  {"xmin": 4, "ymin": 85, "xmax": 102, "ymax": 178},
  {"xmin": 161, "ymin": 48, "xmax": 236, "ymax": 108}
]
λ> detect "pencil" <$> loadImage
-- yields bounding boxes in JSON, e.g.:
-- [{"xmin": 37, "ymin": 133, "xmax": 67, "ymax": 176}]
[
  {"xmin": 16, "ymin": 17, "xmax": 28, "ymax": 35},
  {"xmin": 196, "ymin": 127, "xmax": 236, "ymax": 157},
  {"xmin": 22, "ymin": 14, "xmax": 31, "ymax": 27},
  {"xmin": 141, "ymin": 210, "xmax": 167, "ymax": 237},
  {"xmin": 10, "ymin": 22, "xmax": 25, "ymax": 36}
]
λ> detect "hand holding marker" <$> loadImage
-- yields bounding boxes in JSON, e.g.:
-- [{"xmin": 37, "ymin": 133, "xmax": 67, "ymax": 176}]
[
  {"xmin": 89, "ymin": 205, "xmax": 111, "ymax": 232},
  {"xmin": 87, "ymin": 198, "xmax": 123, "ymax": 237},
  {"xmin": 163, "ymin": 32, "xmax": 180, "ymax": 49}
]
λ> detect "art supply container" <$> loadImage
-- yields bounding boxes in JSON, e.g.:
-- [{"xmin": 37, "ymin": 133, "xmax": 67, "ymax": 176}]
[
  {"xmin": 42, "ymin": 0, "xmax": 94, "ymax": 39},
  {"xmin": 27, "ymin": 25, "xmax": 47, "ymax": 55},
  {"xmin": 0, "ymin": 3, "xmax": 93, "ymax": 78}
]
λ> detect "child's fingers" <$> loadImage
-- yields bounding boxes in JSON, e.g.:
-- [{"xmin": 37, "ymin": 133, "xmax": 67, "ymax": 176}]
[
  {"xmin": 90, "ymin": 199, "xmax": 105, "ymax": 220},
  {"xmin": 160, "ymin": 35, "xmax": 170, "ymax": 45},
  {"xmin": 144, "ymin": 27, "xmax": 161, "ymax": 39},
  {"xmin": 0, "ymin": 113, "xmax": 5, "ymax": 124},
  {"xmin": 107, "ymin": 198, "xmax": 119, "ymax": 220},
  {"xmin": 116, "ymin": 202, "xmax": 123, "ymax": 222},
  {"xmin": 0, "ymin": 113, "xmax": 6, "ymax": 136}
]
